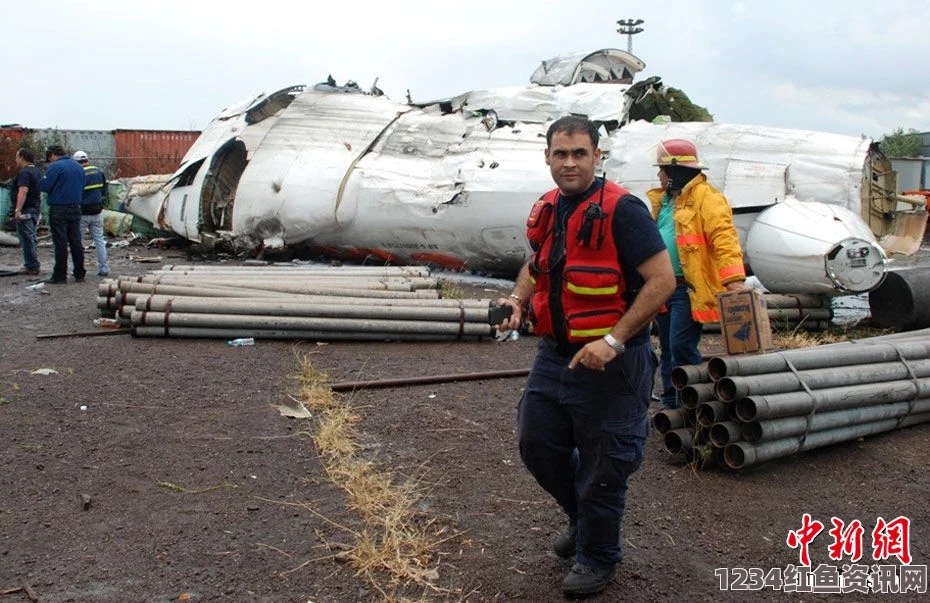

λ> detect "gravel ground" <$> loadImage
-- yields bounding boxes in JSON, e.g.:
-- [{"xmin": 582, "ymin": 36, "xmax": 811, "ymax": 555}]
[{"xmin": 0, "ymin": 235, "xmax": 928, "ymax": 603}]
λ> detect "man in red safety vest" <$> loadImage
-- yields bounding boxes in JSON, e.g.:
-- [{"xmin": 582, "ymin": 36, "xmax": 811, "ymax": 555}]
[{"xmin": 495, "ymin": 115, "xmax": 675, "ymax": 596}]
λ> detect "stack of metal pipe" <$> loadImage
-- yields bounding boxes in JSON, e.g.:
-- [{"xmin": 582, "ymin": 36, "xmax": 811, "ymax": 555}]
[
  {"xmin": 652, "ymin": 329, "xmax": 930, "ymax": 470},
  {"xmin": 96, "ymin": 264, "xmax": 498, "ymax": 342},
  {"xmin": 703, "ymin": 293, "xmax": 833, "ymax": 333}
]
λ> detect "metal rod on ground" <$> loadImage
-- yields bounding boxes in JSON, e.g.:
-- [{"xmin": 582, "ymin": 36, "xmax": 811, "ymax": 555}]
[
  {"xmin": 147, "ymin": 270, "xmax": 436, "ymax": 280},
  {"xmin": 110, "ymin": 293, "xmax": 492, "ymax": 320},
  {"xmin": 132, "ymin": 294, "xmax": 491, "ymax": 309},
  {"xmin": 36, "ymin": 328, "xmax": 132, "ymax": 340},
  {"xmin": 741, "ymin": 397, "xmax": 930, "ymax": 443},
  {"xmin": 143, "ymin": 274, "xmax": 439, "ymax": 291},
  {"xmin": 100, "ymin": 281, "xmax": 316, "ymax": 315},
  {"xmin": 133, "ymin": 297, "xmax": 492, "ymax": 322},
  {"xmin": 139, "ymin": 272, "xmax": 439, "ymax": 289},
  {"xmin": 131, "ymin": 326, "xmax": 491, "ymax": 342},
  {"xmin": 132, "ymin": 278, "xmax": 441, "ymax": 297},
  {"xmin": 326, "ymin": 369, "xmax": 531, "ymax": 392},
  {"xmin": 724, "ymin": 412, "xmax": 930, "ymax": 469},
  {"xmin": 130, "ymin": 311, "xmax": 494, "ymax": 336},
  {"xmin": 112, "ymin": 280, "xmax": 303, "ymax": 298},
  {"xmin": 160, "ymin": 264, "xmax": 433, "ymax": 276},
  {"xmin": 117, "ymin": 278, "xmax": 437, "ymax": 299}
]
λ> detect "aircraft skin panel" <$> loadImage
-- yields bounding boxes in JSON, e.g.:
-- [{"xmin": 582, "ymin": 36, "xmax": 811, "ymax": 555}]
[
  {"xmin": 140, "ymin": 88, "xmax": 297, "ymax": 241},
  {"xmin": 319, "ymin": 189, "xmax": 532, "ymax": 273},
  {"xmin": 456, "ymin": 83, "xmax": 632, "ymax": 124},
  {"xmin": 603, "ymin": 120, "xmax": 871, "ymax": 217},
  {"xmin": 230, "ymin": 91, "xmax": 404, "ymax": 245},
  {"xmin": 531, "ymin": 48, "xmax": 646, "ymax": 85},
  {"xmin": 333, "ymin": 118, "xmax": 551, "ymax": 270}
]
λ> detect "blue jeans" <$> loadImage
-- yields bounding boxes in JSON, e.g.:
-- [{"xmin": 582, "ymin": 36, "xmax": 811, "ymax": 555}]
[
  {"xmin": 655, "ymin": 284, "xmax": 705, "ymax": 409},
  {"xmin": 49, "ymin": 204, "xmax": 86, "ymax": 281},
  {"xmin": 81, "ymin": 212, "xmax": 109, "ymax": 275},
  {"xmin": 517, "ymin": 339, "xmax": 655, "ymax": 568},
  {"xmin": 15, "ymin": 212, "xmax": 40, "ymax": 271}
]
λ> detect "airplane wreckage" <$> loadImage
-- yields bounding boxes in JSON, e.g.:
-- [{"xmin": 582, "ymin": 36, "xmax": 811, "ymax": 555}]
[{"xmin": 123, "ymin": 48, "xmax": 928, "ymax": 297}]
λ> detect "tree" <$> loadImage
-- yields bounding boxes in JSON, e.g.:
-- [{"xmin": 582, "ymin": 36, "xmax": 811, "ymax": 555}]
[
  {"xmin": 879, "ymin": 128, "xmax": 921, "ymax": 157},
  {"xmin": 625, "ymin": 76, "xmax": 713, "ymax": 124}
]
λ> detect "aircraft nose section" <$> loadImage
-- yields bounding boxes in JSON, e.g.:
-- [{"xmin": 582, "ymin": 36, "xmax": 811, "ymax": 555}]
[
  {"xmin": 825, "ymin": 238, "xmax": 886, "ymax": 293},
  {"xmin": 745, "ymin": 199, "xmax": 888, "ymax": 295}
]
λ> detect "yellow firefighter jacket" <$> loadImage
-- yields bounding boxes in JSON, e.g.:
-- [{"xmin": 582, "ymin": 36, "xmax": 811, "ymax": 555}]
[{"xmin": 647, "ymin": 173, "xmax": 746, "ymax": 323}]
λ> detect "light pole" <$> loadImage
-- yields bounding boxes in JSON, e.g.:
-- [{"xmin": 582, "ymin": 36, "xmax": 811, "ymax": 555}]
[{"xmin": 616, "ymin": 18, "xmax": 644, "ymax": 54}]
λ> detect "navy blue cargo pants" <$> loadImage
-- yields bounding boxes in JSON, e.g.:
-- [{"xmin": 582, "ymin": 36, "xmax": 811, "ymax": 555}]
[{"xmin": 517, "ymin": 338, "xmax": 655, "ymax": 569}]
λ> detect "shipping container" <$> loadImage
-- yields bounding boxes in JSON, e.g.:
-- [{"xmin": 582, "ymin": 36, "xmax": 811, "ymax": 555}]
[
  {"xmin": 0, "ymin": 127, "xmax": 29, "ymax": 180},
  {"xmin": 30, "ymin": 129, "xmax": 117, "ymax": 177},
  {"xmin": 113, "ymin": 130, "xmax": 200, "ymax": 178}
]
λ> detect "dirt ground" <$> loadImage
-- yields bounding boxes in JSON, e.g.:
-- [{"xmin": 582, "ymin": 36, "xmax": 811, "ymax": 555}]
[{"xmin": 1, "ymin": 236, "xmax": 928, "ymax": 603}]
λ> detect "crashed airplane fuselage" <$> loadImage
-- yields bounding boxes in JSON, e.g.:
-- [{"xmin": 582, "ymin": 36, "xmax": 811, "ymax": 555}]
[{"xmin": 124, "ymin": 49, "xmax": 927, "ymax": 296}]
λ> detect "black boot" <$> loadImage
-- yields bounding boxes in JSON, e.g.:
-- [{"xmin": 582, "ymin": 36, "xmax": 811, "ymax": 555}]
[
  {"xmin": 553, "ymin": 521, "xmax": 577, "ymax": 558},
  {"xmin": 561, "ymin": 562, "xmax": 616, "ymax": 596}
]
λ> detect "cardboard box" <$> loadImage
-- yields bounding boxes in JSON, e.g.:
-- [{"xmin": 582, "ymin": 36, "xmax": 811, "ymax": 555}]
[{"xmin": 716, "ymin": 289, "xmax": 773, "ymax": 355}]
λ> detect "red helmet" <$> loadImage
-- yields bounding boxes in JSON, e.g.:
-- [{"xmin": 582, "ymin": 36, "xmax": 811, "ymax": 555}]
[{"xmin": 654, "ymin": 139, "xmax": 706, "ymax": 169}]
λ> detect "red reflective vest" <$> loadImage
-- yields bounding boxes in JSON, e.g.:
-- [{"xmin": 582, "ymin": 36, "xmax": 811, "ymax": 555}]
[{"xmin": 526, "ymin": 181, "xmax": 630, "ymax": 343}]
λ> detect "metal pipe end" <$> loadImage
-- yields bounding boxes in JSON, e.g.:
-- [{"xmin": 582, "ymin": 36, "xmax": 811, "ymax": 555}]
[
  {"xmin": 724, "ymin": 441, "xmax": 755, "ymax": 469},
  {"xmin": 710, "ymin": 421, "xmax": 740, "ymax": 447},
  {"xmin": 671, "ymin": 364, "xmax": 706, "ymax": 389},
  {"xmin": 707, "ymin": 356, "xmax": 729, "ymax": 380},
  {"xmin": 695, "ymin": 402, "xmax": 720, "ymax": 427},
  {"xmin": 740, "ymin": 421, "xmax": 763, "ymax": 443},
  {"xmin": 716, "ymin": 378, "xmax": 738, "ymax": 402},
  {"xmin": 680, "ymin": 386, "xmax": 699, "ymax": 410},
  {"xmin": 652, "ymin": 410, "xmax": 673, "ymax": 434},
  {"xmin": 663, "ymin": 428, "xmax": 694, "ymax": 454},
  {"xmin": 735, "ymin": 397, "xmax": 761, "ymax": 423}
]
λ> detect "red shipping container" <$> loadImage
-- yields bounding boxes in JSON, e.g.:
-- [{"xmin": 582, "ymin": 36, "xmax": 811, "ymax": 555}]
[
  {"xmin": 113, "ymin": 129, "xmax": 201, "ymax": 178},
  {"xmin": 0, "ymin": 127, "xmax": 28, "ymax": 180}
]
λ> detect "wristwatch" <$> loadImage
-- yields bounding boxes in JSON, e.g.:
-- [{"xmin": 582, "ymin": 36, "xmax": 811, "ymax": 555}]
[{"xmin": 603, "ymin": 334, "xmax": 625, "ymax": 355}]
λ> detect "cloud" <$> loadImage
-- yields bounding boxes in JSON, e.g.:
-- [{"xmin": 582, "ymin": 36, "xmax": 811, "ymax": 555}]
[{"xmin": 2, "ymin": 0, "xmax": 928, "ymax": 140}]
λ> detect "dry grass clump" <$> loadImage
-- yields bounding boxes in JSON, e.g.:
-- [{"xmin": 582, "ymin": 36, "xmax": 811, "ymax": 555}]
[
  {"xmin": 771, "ymin": 325, "xmax": 895, "ymax": 350},
  {"xmin": 771, "ymin": 329, "xmax": 843, "ymax": 350},
  {"xmin": 438, "ymin": 280, "xmax": 464, "ymax": 300},
  {"xmin": 293, "ymin": 350, "xmax": 457, "ymax": 598}
]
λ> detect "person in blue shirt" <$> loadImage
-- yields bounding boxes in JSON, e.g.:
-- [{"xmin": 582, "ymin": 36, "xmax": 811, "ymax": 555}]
[{"xmin": 39, "ymin": 145, "xmax": 86, "ymax": 283}]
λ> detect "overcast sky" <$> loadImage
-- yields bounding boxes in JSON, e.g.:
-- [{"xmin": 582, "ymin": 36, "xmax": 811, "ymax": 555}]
[{"xmin": 4, "ymin": 0, "xmax": 928, "ymax": 140}]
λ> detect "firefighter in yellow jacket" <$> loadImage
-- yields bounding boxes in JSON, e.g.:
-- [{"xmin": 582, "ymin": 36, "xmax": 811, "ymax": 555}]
[{"xmin": 646, "ymin": 139, "xmax": 746, "ymax": 409}]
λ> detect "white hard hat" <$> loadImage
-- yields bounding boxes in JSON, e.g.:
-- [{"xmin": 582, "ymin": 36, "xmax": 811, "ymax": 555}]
[{"xmin": 72, "ymin": 151, "xmax": 88, "ymax": 162}]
